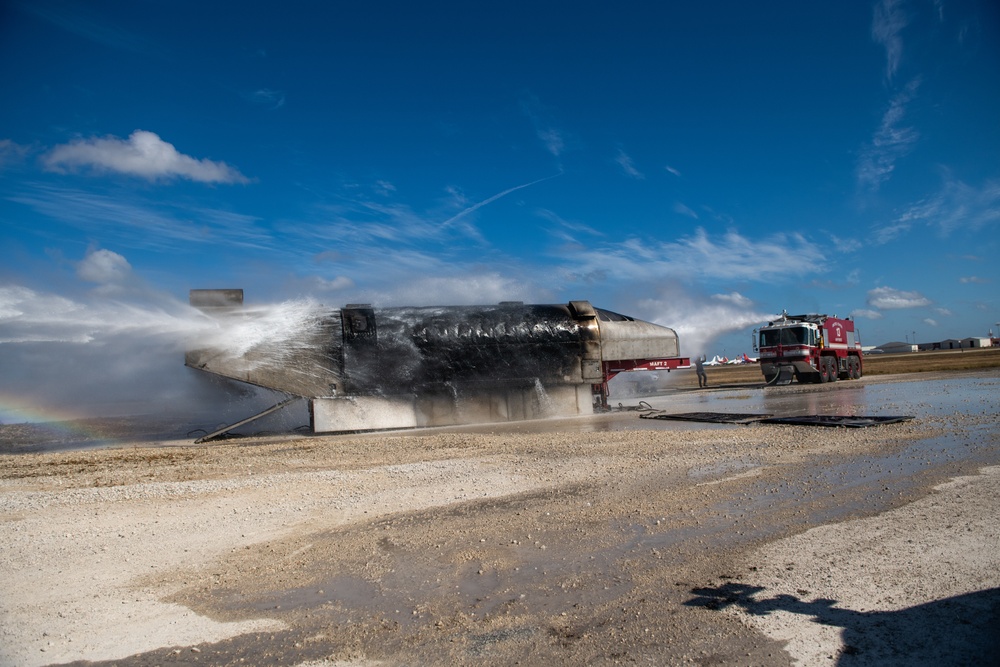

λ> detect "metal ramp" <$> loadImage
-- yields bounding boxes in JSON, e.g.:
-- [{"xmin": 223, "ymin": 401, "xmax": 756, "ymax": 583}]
[{"xmin": 192, "ymin": 395, "xmax": 302, "ymax": 443}]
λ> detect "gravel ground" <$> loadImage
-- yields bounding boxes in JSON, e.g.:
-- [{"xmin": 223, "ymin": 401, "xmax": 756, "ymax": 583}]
[{"xmin": 0, "ymin": 370, "xmax": 997, "ymax": 666}]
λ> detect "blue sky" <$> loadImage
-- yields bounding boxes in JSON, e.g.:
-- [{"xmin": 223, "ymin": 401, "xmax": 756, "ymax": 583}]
[{"xmin": 2, "ymin": 1, "xmax": 999, "ymax": 419}]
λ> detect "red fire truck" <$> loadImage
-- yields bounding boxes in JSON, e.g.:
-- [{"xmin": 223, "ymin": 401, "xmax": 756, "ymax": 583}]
[{"xmin": 754, "ymin": 312, "xmax": 863, "ymax": 385}]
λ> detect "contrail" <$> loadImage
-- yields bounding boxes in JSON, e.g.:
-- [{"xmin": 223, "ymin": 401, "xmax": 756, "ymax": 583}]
[{"xmin": 441, "ymin": 173, "xmax": 561, "ymax": 228}]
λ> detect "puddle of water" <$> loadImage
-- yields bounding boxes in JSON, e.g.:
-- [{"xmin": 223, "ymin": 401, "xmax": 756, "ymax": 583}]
[{"xmin": 198, "ymin": 373, "xmax": 999, "ymax": 640}]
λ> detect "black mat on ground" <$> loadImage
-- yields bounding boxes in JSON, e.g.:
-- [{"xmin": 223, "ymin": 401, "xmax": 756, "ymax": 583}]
[
  {"xmin": 638, "ymin": 412, "xmax": 914, "ymax": 427},
  {"xmin": 758, "ymin": 415, "xmax": 914, "ymax": 427},
  {"xmin": 639, "ymin": 411, "xmax": 772, "ymax": 424}
]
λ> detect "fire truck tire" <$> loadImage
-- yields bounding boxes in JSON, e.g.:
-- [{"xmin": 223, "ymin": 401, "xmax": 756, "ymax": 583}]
[
  {"xmin": 829, "ymin": 357, "xmax": 838, "ymax": 382},
  {"xmin": 818, "ymin": 359, "xmax": 829, "ymax": 383},
  {"xmin": 850, "ymin": 356, "xmax": 861, "ymax": 379}
]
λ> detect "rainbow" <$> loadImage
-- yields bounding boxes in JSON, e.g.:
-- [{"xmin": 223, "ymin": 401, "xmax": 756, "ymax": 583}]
[{"xmin": 0, "ymin": 393, "xmax": 120, "ymax": 448}]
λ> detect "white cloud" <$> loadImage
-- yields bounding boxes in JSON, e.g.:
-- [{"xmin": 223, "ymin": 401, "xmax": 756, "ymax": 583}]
[
  {"xmin": 76, "ymin": 248, "xmax": 132, "ymax": 285},
  {"xmin": 923, "ymin": 318, "xmax": 938, "ymax": 327},
  {"xmin": 566, "ymin": 228, "xmax": 825, "ymax": 283},
  {"xmin": 856, "ymin": 79, "xmax": 920, "ymax": 191},
  {"xmin": 665, "ymin": 165, "xmax": 682, "ymax": 177},
  {"xmin": 673, "ymin": 202, "xmax": 699, "ymax": 219},
  {"xmin": 615, "ymin": 148, "xmax": 644, "ymax": 179},
  {"xmin": 960, "ymin": 276, "xmax": 988, "ymax": 284},
  {"xmin": 851, "ymin": 309, "xmax": 884, "ymax": 319},
  {"xmin": 867, "ymin": 286, "xmax": 931, "ymax": 309},
  {"xmin": 43, "ymin": 130, "xmax": 250, "ymax": 184},
  {"xmin": 872, "ymin": 0, "xmax": 908, "ymax": 82}
]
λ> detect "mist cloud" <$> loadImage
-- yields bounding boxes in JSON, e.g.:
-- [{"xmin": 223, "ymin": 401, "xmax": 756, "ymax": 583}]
[
  {"xmin": 640, "ymin": 288, "xmax": 774, "ymax": 358},
  {"xmin": 76, "ymin": 248, "xmax": 133, "ymax": 285}
]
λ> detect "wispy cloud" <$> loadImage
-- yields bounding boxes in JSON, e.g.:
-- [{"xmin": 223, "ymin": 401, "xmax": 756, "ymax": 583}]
[
  {"xmin": 615, "ymin": 148, "xmax": 644, "ymax": 179},
  {"xmin": 300, "ymin": 275, "xmax": 355, "ymax": 293},
  {"xmin": 9, "ymin": 184, "xmax": 272, "ymax": 251},
  {"xmin": 564, "ymin": 228, "xmax": 824, "ymax": 284},
  {"xmin": 284, "ymin": 188, "xmax": 505, "ymax": 275},
  {"xmin": 673, "ymin": 202, "xmax": 699, "ymax": 219},
  {"xmin": 856, "ymin": 79, "xmax": 920, "ymax": 191},
  {"xmin": 851, "ymin": 308, "xmax": 884, "ymax": 319},
  {"xmin": 18, "ymin": 1, "xmax": 153, "ymax": 56},
  {"xmin": 245, "ymin": 88, "xmax": 286, "ymax": 110},
  {"xmin": 537, "ymin": 128, "xmax": 565, "ymax": 158},
  {"xmin": 367, "ymin": 273, "xmax": 540, "ymax": 307},
  {"xmin": 827, "ymin": 233, "xmax": 862, "ymax": 253},
  {"xmin": 872, "ymin": 0, "xmax": 909, "ymax": 83},
  {"xmin": 0, "ymin": 139, "xmax": 31, "ymax": 168},
  {"xmin": 959, "ymin": 276, "xmax": 989, "ymax": 284},
  {"xmin": 43, "ymin": 130, "xmax": 250, "ymax": 184},
  {"xmin": 874, "ymin": 174, "xmax": 1000, "ymax": 240},
  {"xmin": 520, "ymin": 94, "xmax": 567, "ymax": 158},
  {"xmin": 535, "ymin": 209, "xmax": 605, "ymax": 248},
  {"xmin": 867, "ymin": 285, "xmax": 931, "ymax": 309},
  {"xmin": 665, "ymin": 165, "xmax": 682, "ymax": 178}
]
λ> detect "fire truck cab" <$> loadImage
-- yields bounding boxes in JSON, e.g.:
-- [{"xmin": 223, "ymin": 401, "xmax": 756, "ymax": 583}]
[{"xmin": 755, "ymin": 312, "xmax": 863, "ymax": 385}]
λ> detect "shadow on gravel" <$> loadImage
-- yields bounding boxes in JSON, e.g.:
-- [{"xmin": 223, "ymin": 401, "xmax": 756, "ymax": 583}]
[{"xmin": 686, "ymin": 582, "xmax": 1000, "ymax": 666}]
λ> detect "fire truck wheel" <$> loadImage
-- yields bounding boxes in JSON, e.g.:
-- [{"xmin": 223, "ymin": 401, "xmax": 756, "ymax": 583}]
[
  {"xmin": 818, "ymin": 359, "xmax": 829, "ymax": 383},
  {"xmin": 828, "ymin": 357, "xmax": 838, "ymax": 382}
]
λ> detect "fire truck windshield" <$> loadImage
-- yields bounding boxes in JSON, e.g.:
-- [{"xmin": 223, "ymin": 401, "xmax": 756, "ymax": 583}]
[{"xmin": 760, "ymin": 326, "xmax": 811, "ymax": 347}]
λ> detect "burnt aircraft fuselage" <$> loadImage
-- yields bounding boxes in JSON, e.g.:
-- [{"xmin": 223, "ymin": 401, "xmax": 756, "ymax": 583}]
[{"xmin": 186, "ymin": 290, "xmax": 687, "ymax": 433}]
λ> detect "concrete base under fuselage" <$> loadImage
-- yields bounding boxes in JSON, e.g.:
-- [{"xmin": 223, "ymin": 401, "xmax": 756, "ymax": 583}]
[{"xmin": 309, "ymin": 384, "xmax": 595, "ymax": 433}]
